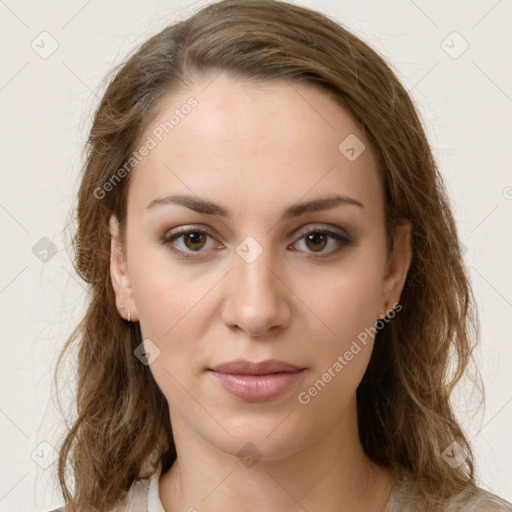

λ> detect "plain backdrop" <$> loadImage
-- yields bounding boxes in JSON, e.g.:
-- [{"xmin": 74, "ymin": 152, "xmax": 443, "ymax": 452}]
[{"xmin": 0, "ymin": 0, "xmax": 511, "ymax": 510}]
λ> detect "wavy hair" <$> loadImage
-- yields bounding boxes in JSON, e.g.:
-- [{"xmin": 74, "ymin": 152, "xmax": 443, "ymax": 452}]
[{"xmin": 56, "ymin": 0, "xmax": 480, "ymax": 510}]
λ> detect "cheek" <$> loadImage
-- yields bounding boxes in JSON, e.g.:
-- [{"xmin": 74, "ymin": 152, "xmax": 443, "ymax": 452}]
[
  {"xmin": 292, "ymin": 255, "xmax": 384, "ymax": 402},
  {"xmin": 296, "ymin": 256, "xmax": 383, "ymax": 341},
  {"xmin": 129, "ymin": 258, "xmax": 209, "ymax": 408},
  {"xmin": 127, "ymin": 245, "xmax": 219, "ymax": 382},
  {"xmin": 128, "ymin": 240, "xmax": 212, "ymax": 335},
  {"xmin": 295, "ymin": 269, "xmax": 381, "ymax": 417}
]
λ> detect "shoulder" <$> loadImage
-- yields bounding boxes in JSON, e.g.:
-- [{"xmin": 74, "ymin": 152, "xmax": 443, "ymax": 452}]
[
  {"xmin": 42, "ymin": 477, "xmax": 151, "ymax": 512},
  {"xmin": 461, "ymin": 488, "xmax": 512, "ymax": 512},
  {"xmin": 385, "ymin": 468, "xmax": 512, "ymax": 512}
]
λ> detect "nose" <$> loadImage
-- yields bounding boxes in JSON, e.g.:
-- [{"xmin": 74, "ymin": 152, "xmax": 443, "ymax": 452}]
[{"xmin": 220, "ymin": 243, "xmax": 292, "ymax": 338}]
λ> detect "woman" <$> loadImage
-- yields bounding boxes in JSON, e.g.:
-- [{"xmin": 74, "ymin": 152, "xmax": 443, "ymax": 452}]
[{"xmin": 52, "ymin": 0, "xmax": 512, "ymax": 510}]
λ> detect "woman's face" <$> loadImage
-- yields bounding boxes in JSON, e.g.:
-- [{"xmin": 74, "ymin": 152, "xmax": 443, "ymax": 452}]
[{"xmin": 110, "ymin": 72, "xmax": 411, "ymax": 461}]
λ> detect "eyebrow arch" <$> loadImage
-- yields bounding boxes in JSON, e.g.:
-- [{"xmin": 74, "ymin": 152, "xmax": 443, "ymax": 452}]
[{"xmin": 146, "ymin": 193, "xmax": 364, "ymax": 218}]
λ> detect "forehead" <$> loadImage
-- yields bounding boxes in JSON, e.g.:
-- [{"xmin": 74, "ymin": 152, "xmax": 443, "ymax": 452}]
[{"xmin": 128, "ymin": 73, "xmax": 383, "ymax": 221}]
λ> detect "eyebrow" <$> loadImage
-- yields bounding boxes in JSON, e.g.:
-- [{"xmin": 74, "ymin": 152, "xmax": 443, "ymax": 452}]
[{"xmin": 146, "ymin": 193, "xmax": 364, "ymax": 218}]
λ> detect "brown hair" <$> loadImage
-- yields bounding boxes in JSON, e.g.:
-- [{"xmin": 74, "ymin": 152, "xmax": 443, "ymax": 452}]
[{"xmin": 56, "ymin": 0, "xmax": 480, "ymax": 510}]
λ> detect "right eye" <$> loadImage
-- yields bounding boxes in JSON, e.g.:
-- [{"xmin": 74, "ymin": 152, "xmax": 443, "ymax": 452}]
[{"xmin": 161, "ymin": 227, "xmax": 222, "ymax": 259}]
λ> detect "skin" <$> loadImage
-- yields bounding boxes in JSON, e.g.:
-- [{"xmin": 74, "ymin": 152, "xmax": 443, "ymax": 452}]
[{"xmin": 110, "ymin": 72, "xmax": 412, "ymax": 511}]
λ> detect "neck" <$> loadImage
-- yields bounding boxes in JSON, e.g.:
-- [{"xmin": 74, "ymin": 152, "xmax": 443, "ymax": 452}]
[{"xmin": 159, "ymin": 396, "xmax": 394, "ymax": 512}]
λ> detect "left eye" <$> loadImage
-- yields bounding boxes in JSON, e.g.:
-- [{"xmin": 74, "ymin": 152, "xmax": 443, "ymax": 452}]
[
  {"xmin": 292, "ymin": 229, "xmax": 350, "ymax": 254},
  {"xmin": 162, "ymin": 227, "xmax": 351, "ymax": 259}
]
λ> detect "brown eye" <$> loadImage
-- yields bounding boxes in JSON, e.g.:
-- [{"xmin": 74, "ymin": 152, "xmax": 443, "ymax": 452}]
[
  {"xmin": 292, "ymin": 228, "xmax": 352, "ymax": 257},
  {"xmin": 182, "ymin": 231, "xmax": 208, "ymax": 251},
  {"xmin": 162, "ymin": 228, "xmax": 219, "ymax": 259},
  {"xmin": 162, "ymin": 226, "xmax": 352, "ymax": 261},
  {"xmin": 304, "ymin": 232, "xmax": 329, "ymax": 252}
]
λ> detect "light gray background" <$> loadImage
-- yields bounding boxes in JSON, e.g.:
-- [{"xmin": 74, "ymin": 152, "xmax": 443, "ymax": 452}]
[{"xmin": 0, "ymin": 1, "xmax": 511, "ymax": 510}]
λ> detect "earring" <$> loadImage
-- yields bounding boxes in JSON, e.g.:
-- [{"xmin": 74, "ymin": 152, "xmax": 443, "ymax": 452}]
[{"xmin": 120, "ymin": 305, "xmax": 131, "ymax": 322}]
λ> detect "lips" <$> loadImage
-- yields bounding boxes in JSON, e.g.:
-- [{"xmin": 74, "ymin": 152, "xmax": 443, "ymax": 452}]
[
  {"xmin": 209, "ymin": 359, "xmax": 304, "ymax": 375},
  {"xmin": 208, "ymin": 359, "xmax": 306, "ymax": 402}
]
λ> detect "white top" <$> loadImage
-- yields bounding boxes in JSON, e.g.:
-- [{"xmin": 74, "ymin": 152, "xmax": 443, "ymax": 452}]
[
  {"xmin": 146, "ymin": 464, "xmax": 165, "ymax": 512},
  {"xmin": 47, "ymin": 463, "xmax": 512, "ymax": 511},
  {"xmin": 132, "ymin": 463, "xmax": 512, "ymax": 512}
]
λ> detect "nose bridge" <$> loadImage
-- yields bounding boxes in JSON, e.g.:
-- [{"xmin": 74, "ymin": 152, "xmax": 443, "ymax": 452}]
[
  {"xmin": 222, "ymin": 234, "xmax": 290, "ymax": 336},
  {"xmin": 235, "ymin": 233, "xmax": 281, "ymax": 302}
]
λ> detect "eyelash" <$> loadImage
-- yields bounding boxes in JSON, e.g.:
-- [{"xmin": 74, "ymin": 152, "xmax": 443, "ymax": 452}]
[{"xmin": 160, "ymin": 225, "xmax": 353, "ymax": 260}]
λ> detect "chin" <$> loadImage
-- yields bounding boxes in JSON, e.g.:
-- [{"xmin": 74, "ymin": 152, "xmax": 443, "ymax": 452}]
[{"xmin": 204, "ymin": 416, "xmax": 313, "ymax": 463}]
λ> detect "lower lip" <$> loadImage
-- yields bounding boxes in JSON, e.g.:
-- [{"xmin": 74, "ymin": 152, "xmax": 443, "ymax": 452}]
[{"xmin": 209, "ymin": 370, "xmax": 305, "ymax": 403}]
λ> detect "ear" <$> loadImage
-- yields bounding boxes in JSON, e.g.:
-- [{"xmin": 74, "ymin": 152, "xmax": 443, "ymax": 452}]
[
  {"xmin": 379, "ymin": 220, "xmax": 412, "ymax": 318},
  {"xmin": 110, "ymin": 214, "xmax": 138, "ymax": 322}
]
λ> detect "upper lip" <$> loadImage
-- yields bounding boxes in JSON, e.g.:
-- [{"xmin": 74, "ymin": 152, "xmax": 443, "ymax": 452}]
[{"xmin": 209, "ymin": 359, "xmax": 304, "ymax": 375}]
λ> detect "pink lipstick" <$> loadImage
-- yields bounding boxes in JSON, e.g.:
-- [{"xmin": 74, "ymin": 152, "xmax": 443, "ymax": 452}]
[{"xmin": 208, "ymin": 359, "xmax": 306, "ymax": 403}]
